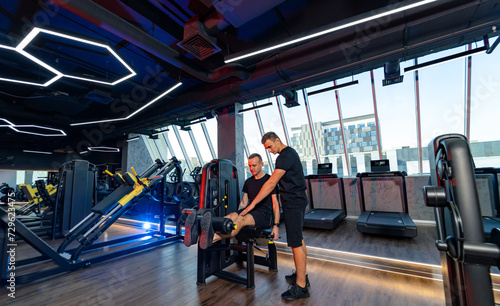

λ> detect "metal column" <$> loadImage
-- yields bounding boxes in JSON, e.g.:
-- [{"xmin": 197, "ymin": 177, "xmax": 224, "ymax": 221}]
[
  {"xmin": 201, "ymin": 122, "xmax": 217, "ymax": 159},
  {"xmin": 370, "ymin": 70, "xmax": 383, "ymax": 160},
  {"xmin": 172, "ymin": 125, "xmax": 193, "ymax": 173},
  {"xmin": 413, "ymin": 60, "xmax": 423, "ymax": 175},
  {"xmin": 334, "ymin": 81, "xmax": 350, "ymax": 177},
  {"xmin": 253, "ymin": 102, "xmax": 274, "ymax": 172}
]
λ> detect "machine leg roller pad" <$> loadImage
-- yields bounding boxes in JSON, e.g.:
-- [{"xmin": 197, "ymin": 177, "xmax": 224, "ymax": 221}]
[
  {"xmin": 200, "ymin": 211, "xmax": 214, "ymax": 249},
  {"xmin": 184, "ymin": 212, "xmax": 198, "ymax": 247}
]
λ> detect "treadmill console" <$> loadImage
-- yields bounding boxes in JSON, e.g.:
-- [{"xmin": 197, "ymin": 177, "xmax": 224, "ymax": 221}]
[
  {"xmin": 371, "ymin": 159, "xmax": 390, "ymax": 172},
  {"xmin": 317, "ymin": 163, "xmax": 333, "ymax": 175}
]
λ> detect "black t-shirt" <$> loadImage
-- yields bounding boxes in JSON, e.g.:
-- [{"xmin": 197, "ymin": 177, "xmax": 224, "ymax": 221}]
[
  {"xmin": 275, "ymin": 146, "xmax": 307, "ymax": 206},
  {"xmin": 243, "ymin": 173, "xmax": 277, "ymax": 214}
]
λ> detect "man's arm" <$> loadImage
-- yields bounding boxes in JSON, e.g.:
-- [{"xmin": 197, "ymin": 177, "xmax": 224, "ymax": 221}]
[
  {"xmin": 271, "ymin": 194, "xmax": 280, "ymax": 239},
  {"xmin": 271, "ymin": 194, "xmax": 280, "ymax": 223},
  {"xmin": 240, "ymin": 168, "xmax": 286, "ymax": 216},
  {"xmin": 238, "ymin": 193, "xmax": 249, "ymax": 210}
]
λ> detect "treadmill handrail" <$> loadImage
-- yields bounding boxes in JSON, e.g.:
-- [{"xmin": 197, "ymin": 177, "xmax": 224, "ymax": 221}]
[
  {"xmin": 474, "ymin": 167, "xmax": 500, "ymax": 175},
  {"xmin": 305, "ymin": 174, "xmax": 338, "ymax": 179},
  {"xmin": 356, "ymin": 171, "xmax": 407, "ymax": 178}
]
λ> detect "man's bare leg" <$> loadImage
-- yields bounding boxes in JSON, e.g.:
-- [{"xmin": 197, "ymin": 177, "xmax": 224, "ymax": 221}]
[
  {"xmin": 291, "ymin": 240, "xmax": 307, "ymax": 288},
  {"xmin": 213, "ymin": 213, "xmax": 255, "ymax": 242}
]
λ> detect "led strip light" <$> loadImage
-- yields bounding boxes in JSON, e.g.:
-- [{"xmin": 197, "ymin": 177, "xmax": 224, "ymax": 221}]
[
  {"xmin": 70, "ymin": 82, "xmax": 182, "ymax": 126},
  {"xmin": 225, "ymin": 0, "xmax": 438, "ymax": 63},
  {"xmin": 0, "ymin": 27, "xmax": 136, "ymax": 86},
  {"xmin": 0, "ymin": 118, "xmax": 66, "ymax": 137}
]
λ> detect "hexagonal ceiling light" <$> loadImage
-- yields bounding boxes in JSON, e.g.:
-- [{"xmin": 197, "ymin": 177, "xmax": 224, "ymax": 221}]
[
  {"xmin": 0, "ymin": 27, "xmax": 136, "ymax": 87},
  {"xmin": 0, "ymin": 117, "xmax": 66, "ymax": 137},
  {"xmin": 0, "ymin": 44, "xmax": 63, "ymax": 86}
]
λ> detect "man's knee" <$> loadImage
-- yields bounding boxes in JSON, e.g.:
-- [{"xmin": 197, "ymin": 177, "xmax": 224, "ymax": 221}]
[
  {"xmin": 237, "ymin": 214, "xmax": 255, "ymax": 227},
  {"xmin": 225, "ymin": 212, "xmax": 239, "ymax": 221}
]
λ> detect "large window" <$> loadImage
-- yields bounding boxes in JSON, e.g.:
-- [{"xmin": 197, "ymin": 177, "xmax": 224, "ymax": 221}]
[
  {"xmin": 307, "ymin": 82, "xmax": 343, "ymax": 174},
  {"xmin": 373, "ymin": 61, "xmax": 418, "ymax": 174},
  {"xmin": 130, "ymin": 40, "xmax": 500, "ymax": 178},
  {"xmin": 419, "ymin": 46, "xmax": 466, "ymax": 144},
  {"xmin": 146, "ymin": 136, "xmax": 164, "ymax": 160},
  {"xmin": 241, "ymin": 98, "xmax": 288, "ymax": 177},
  {"xmin": 470, "ymin": 38, "xmax": 500, "ymax": 167},
  {"xmin": 152, "ymin": 128, "xmax": 172, "ymax": 161},
  {"xmin": 162, "ymin": 128, "xmax": 186, "ymax": 171},
  {"xmin": 336, "ymin": 73, "xmax": 377, "ymax": 175},
  {"xmin": 177, "ymin": 128, "xmax": 202, "ymax": 170},
  {"xmin": 419, "ymin": 46, "xmax": 467, "ymax": 172},
  {"xmin": 190, "ymin": 123, "xmax": 216, "ymax": 163},
  {"xmin": 204, "ymin": 117, "xmax": 218, "ymax": 158},
  {"xmin": 281, "ymin": 91, "xmax": 316, "ymax": 174},
  {"xmin": 241, "ymin": 101, "xmax": 268, "ymax": 155}
]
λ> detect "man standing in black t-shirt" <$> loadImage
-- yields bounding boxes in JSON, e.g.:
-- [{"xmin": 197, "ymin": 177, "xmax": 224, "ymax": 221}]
[
  {"xmin": 240, "ymin": 132, "xmax": 310, "ymax": 301},
  {"xmin": 212, "ymin": 153, "xmax": 280, "ymax": 243}
]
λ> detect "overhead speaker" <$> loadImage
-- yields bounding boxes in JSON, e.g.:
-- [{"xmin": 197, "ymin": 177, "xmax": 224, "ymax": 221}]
[
  {"xmin": 282, "ymin": 90, "xmax": 299, "ymax": 108},
  {"xmin": 383, "ymin": 59, "xmax": 404, "ymax": 86}
]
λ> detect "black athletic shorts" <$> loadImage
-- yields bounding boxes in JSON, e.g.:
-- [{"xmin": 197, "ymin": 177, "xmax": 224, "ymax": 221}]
[
  {"xmin": 237, "ymin": 208, "xmax": 272, "ymax": 228},
  {"xmin": 282, "ymin": 195, "xmax": 307, "ymax": 247},
  {"xmin": 283, "ymin": 206, "xmax": 307, "ymax": 247}
]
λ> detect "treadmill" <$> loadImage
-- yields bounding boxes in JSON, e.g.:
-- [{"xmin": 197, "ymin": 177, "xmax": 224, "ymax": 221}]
[
  {"xmin": 304, "ymin": 163, "xmax": 347, "ymax": 230},
  {"xmin": 356, "ymin": 164, "xmax": 417, "ymax": 238},
  {"xmin": 474, "ymin": 167, "xmax": 500, "ymax": 241}
]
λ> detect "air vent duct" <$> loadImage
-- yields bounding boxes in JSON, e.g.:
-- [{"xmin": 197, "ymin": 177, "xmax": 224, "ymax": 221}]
[
  {"xmin": 178, "ymin": 15, "xmax": 221, "ymax": 61},
  {"xmin": 84, "ymin": 90, "xmax": 115, "ymax": 104}
]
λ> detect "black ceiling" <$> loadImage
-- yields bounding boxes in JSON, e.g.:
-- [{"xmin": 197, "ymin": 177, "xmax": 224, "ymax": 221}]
[{"xmin": 0, "ymin": 0, "xmax": 499, "ymax": 154}]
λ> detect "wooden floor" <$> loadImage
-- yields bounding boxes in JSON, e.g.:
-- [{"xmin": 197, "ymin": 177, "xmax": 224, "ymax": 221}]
[
  {"xmin": 0, "ymin": 219, "xmax": 494, "ymax": 305},
  {"xmin": 278, "ymin": 218, "xmax": 440, "ymax": 265}
]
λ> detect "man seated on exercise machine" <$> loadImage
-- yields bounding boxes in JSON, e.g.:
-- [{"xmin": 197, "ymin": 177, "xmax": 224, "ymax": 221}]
[
  {"xmin": 184, "ymin": 153, "xmax": 280, "ymax": 249},
  {"xmin": 212, "ymin": 153, "xmax": 280, "ymax": 244}
]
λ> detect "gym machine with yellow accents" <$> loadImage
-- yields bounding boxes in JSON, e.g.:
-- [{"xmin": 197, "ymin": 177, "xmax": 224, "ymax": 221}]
[
  {"xmin": 16, "ymin": 183, "xmax": 57, "ymax": 216},
  {"xmin": 0, "ymin": 157, "xmax": 183, "ymax": 284}
]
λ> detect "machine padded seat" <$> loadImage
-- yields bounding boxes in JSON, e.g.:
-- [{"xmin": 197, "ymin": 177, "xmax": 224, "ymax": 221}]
[
  {"xmin": 304, "ymin": 209, "xmax": 346, "ymax": 230},
  {"xmin": 236, "ymin": 226, "xmax": 273, "ymax": 242},
  {"xmin": 356, "ymin": 211, "xmax": 417, "ymax": 238},
  {"xmin": 92, "ymin": 185, "xmax": 134, "ymax": 214}
]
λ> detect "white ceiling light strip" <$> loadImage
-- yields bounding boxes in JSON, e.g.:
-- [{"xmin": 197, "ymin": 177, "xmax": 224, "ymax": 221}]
[
  {"xmin": 18, "ymin": 27, "xmax": 136, "ymax": 85},
  {"xmin": 0, "ymin": 44, "xmax": 63, "ymax": 86},
  {"xmin": 0, "ymin": 118, "xmax": 15, "ymax": 126},
  {"xmin": 88, "ymin": 146, "xmax": 120, "ymax": 153},
  {"xmin": 0, "ymin": 27, "xmax": 135, "ymax": 87},
  {"xmin": 224, "ymin": 0, "xmax": 438, "ymax": 63},
  {"xmin": 70, "ymin": 82, "xmax": 182, "ymax": 126},
  {"xmin": 23, "ymin": 150, "xmax": 53, "ymax": 155},
  {"xmin": 0, "ymin": 118, "xmax": 66, "ymax": 136},
  {"xmin": 9, "ymin": 125, "xmax": 67, "ymax": 137},
  {"xmin": 126, "ymin": 136, "xmax": 141, "ymax": 142}
]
